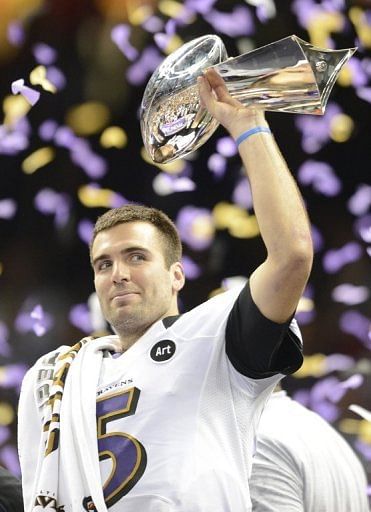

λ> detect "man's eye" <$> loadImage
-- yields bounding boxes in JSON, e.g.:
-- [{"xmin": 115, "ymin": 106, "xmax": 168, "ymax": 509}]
[
  {"xmin": 99, "ymin": 260, "xmax": 112, "ymax": 270},
  {"xmin": 130, "ymin": 254, "xmax": 145, "ymax": 262}
]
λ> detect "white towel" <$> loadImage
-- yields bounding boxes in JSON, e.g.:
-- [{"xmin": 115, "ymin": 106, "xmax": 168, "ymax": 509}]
[{"xmin": 19, "ymin": 335, "xmax": 122, "ymax": 512}]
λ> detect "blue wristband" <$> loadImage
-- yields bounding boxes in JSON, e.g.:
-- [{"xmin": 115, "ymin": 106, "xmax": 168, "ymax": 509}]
[{"xmin": 235, "ymin": 126, "xmax": 271, "ymax": 147}]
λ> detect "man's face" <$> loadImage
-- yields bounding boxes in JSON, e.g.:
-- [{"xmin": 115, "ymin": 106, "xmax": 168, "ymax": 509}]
[{"xmin": 91, "ymin": 221, "xmax": 184, "ymax": 340}]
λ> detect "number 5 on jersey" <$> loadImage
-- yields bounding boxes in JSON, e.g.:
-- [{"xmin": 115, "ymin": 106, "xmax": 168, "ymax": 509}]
[{"xmin": 96, "ymin": 387, "xmax": 147, "ymax": 507}]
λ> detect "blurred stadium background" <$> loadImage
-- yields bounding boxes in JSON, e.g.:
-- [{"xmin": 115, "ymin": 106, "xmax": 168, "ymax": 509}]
[{"xmin": 0, "ymin": 0, "xmax": 370, "ymax": 492}]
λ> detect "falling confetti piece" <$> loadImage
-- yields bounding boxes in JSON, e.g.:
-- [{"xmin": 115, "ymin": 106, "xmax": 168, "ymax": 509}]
[
  {"xmin": 176, "ymin": 206, "xmax": 215, "ymax": 250},
  {"xmin": 298, "ymin": 160, "xmax": 342, "ymax": 196},
  {"xmin": 32, "ymin": 43, "xmax": 57, "ymax": 65},
  {"xmin": 332, "ymin": 284, "xmax": 370, "ymax": 305},
  {"xmin": 29, "ymin": 65, "xmax": 57, "ymax": 93},
  {"xmin": 111, "ymin": 24, "xmax": 139, "ymax": 61},
  {"xmin": 2, "ymin": 94, "xmax": 32, "ymax": 126},
  {"xmin": 0, "ymin": 198, "xmax": 17, "ymax": 219},
  {"xmin": 329, "ymin": 113, "xmax": 354, "ymax": 142},
  {"xmin": 66, "ymin": 102, "xmax": 110, "ymax": 136},
  {"xmin": 22, "ymin": 147, "xmax": 55, "ymax": 174},
  {"xmin": 78, "ymin": 184, "xmax": 127, "ymax": 209},
  {"xmin": 323, "ymin": 242, "xmax": 363, "ymax": 273},
  {"xmin": 11, "ymin": 78, "xmax": 40, "ymax": 106},
  {"xmin": 100, "ymin": 126, "xmax": 127, "ymax": 148},
  {"xmin": 0, "ymin": 403, "xmax": 15, "ymax": 426}
]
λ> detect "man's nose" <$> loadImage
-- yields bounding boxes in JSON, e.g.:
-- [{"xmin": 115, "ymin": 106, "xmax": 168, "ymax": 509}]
[{"xmin": 112, "ymin": 261, "xmax": 130, "ymax": 283}]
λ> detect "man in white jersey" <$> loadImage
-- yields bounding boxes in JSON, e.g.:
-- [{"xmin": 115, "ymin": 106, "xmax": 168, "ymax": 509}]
[
  {"xmin": 250, "ymin": 390, "xmax": 370, "ymax": 512},
  {"xmin": 18, "ymin": 68, "xmax": 313, "ymax": 512}
]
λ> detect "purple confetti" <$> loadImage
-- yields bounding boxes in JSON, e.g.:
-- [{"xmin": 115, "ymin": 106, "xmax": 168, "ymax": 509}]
[
  {"xmin": 184, "ymin": 0, "xmax": 217, "ymax": 15},
  {"xmin": 298, "ymin": 160, "xmax": 342, "ymax": 196},
  {"xmin": 0, "ymin": 445, "xmax": 21, "ymax": 476},
  {"xmin": 216, "ymin": 136, "xmax": 238, "ymax": 158},
  {"xmin": 207, "ymin": 153, "xmax": 227, "ymax": 177},
  {"xmin": 176, "ymin": 206, "xmax": 214, "ymax": 251},
  {"xmin": 0, "ymin": 128, "xmax": 29, "ymax": 155},
  {"xmin": 353, "ymin": 215, "xmax": 371, "ymax": 244},
  {"xmin": 0, "ymin": 322, "xmax": 11, "ymax": 357},
  {"xmin": 296, "ymin": 103, "xmax": 340, "ymax": 153},
  {"xmin": 126, "ymin": 46, "xmax": 163, "ymax": 86},
  {"xmin": 232, "ymin": 177, "xmax": 253, "ymax": 210},
  {"xmin": 32, "ymin": 43, "xmax": 57, "ymax": 65},
  {"xmin": 7, "ymin": 21, "xmax": 25, "ymax": 46},
  {"xmin": 323, "ymin": 242, "xmax": 363, "ymax": 273},
  {"xmin": 356, "ymin": 87, "xmax": 371, "ymax": 104},
  {"xmin": 15, "ymin": 306, "xmax": 53, "ymax": 337},
  {"xmin": 325, "ymin": 353, "xmax": 355, "ymax": 373},
  {"xmin": 78, "ymin": 219, "xmax": 94, "ymax": 245},
  {"xmin": 0, "ymin": 426, "xmax": 10, "ymax": 445},
  {"xmin": 348, "ymin": 185, "xmax": 371, "ymax": 216},
  {"xmin": 0, "ymin": 198, "xmax": 17, "ymax": 219},
  {"xmin": 311, "ymin": 224, "xmax": 324, "ymax": 252},
  {"xmin": 111, "ymin": 24, "xmax": 139, "ymax": 61},
  {"xmin": 339, "ymin": 310, "xmax": 371, "ymax": 347},
  {"xmin": 69, "ymin": 303, "xmax": 93, "ymax": 334},
  {"xmin": 347, "ymin": 57, "xmax": 368, "ymax": 88},
  {"xmin": 0, "ymin": 364, "xmax": 28, "ymax": 390},
  {"xmin": 46, "ymin": 66, "xmax": 66, "ymax": 90},
  {"xmin": 34, "ymin": 188, "xmax": 71, "ymax": 227},
  {"xmin": 141, "ymin": 16, "xmax": 164, "ymax": 33},
  {"xmin": 204, "ymin": 6, "xmax": 255, "ymax": 37},
  {"xmin": 354, "ymin": 439, "xmax": 371, "ymax": 461},
  {"xmin": 11, "ymin": 79, "xmax": 40, "ymax": 106},
  {"xmin": 181, "ymin": 255, "xmax": 202, "ymax": 280},
  {"xmin": 153, "ymin": 173, "xmax": 196, "ymax": 196},
  {"xmin": 332, "ymin": 284, "xmax": 370, "ymax": 305},
  {"xmin": 38, "ymin": 119, "xmax": 59, "ymax": 141}
]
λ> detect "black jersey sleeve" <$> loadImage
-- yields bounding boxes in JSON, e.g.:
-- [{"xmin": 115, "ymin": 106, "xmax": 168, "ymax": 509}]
[
  {"xmin": 0, "ymin": 467, "xmax": 23, "ymax": 512},
  {"xmin": 225, "ymin": 281, "xmax": 303, "ymax": 379}
]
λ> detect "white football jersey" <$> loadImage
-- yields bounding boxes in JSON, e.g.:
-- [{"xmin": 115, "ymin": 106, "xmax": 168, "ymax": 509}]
[
  {"xmin": 19, "ymin": 285, "xmax": 301, "ymax": 512},
  {"xmin": 250, "ymin": 391, "xmax": 370, "ymax": 512}
]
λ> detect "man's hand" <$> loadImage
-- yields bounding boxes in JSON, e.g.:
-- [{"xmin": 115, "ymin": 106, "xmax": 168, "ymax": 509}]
[{"xmin": 197, "ymin": 68, "xmax": 266, "ymax": 139}]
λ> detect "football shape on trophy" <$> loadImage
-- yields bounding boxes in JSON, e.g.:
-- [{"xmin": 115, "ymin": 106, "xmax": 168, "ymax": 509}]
[
  {"xmin": 140, "ymin": 35, "xmax": 228, "ymax": 164},
  {"xmin": 140, "ymin": 34, "xmax": 356, "ymax": 164}
]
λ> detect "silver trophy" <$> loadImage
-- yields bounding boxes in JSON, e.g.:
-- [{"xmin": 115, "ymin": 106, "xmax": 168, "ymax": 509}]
[{"xmin": 140, "ymin": 34, "xmax": 356, "ymax": 164}]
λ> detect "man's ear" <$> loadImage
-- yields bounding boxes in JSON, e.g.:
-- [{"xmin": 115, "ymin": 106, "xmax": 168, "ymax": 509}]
[{"xmin": 171, "ymin": 262, "xmax": 185, "ymax": 292}]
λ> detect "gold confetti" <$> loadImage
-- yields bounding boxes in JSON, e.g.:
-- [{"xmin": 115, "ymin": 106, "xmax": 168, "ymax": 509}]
[
  {"xmin": 307, "ymin": 12, "xmax": 344, "ymax": 48},
  {"xmin": 228, "ymin": 215, "xmax": 260, "ymax": 239},
  {"xmin": 30, "ymin": 65, "xmax": 57, "ymax": 93},
  {"xmin": 128, "ymin": 4, "xmax": 153, "ymax": 25},
  {"xmin": 213, "ymin": 202, "xmax": 247, "ymax": 229},
  {"xmin": 78, "ymin": 185, "xmax": 116, "ymax": 208},
  {"xmin": 66, "ymin": 102, "xmax": 110, "ymax": 136},
  {"xmin": 337, "ymin": 65, "xmax": 353, "ymax": 87},
  {"xmin": 2, "ymin": 95, "xmax": 31, "ymax": 126},
  {"xmin": 294, "ymin": 353, "xmax": 327, "ymax": 378},
  {"xmin": 297, "ymin": 296, "xmax": 314, "ymax": 313},
  {"xmin": 191, "ymin": 215, "xmax": 215, "ymax": 241},
  {"xmin": 22, "ymin": 147, "xmax": 55, "ymax": 174},
  {"xmin": 100, "ymin": 126, "xmax": 127, "ymax": 148},
  {"xmin": 163, "ymin": 34, "xmax": 184, "ymax": 55},
  {"xmin": 330, "ymin": 113, "xmax": 354, "ymax": 143},
  {"xmin": 159, "ymin": 0, "xmax": 184, "ymax": 18},
  {"xmin": 0, "ymin": 402, "xmax": 15, "ymax": 426},
  {"xmin": 349, "ymin": 7, "xmax": 371, "ymax": 49}
]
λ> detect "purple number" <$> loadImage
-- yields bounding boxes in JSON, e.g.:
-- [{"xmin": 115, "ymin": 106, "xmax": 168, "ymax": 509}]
[{"xmin": 96, "ymin": 387, "xmax": 147, "ymax": 507}]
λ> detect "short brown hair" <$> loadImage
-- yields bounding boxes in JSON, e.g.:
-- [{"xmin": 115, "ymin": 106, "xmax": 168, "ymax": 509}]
[{"xmin": 90, "ymin": 204, "xmax": 182, "ymax": 268}]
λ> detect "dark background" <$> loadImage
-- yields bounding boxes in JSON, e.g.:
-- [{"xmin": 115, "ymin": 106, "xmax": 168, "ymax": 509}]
[{"xmin": 0, "ymin": 0, "xmax": 370, "ymax": 489}]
